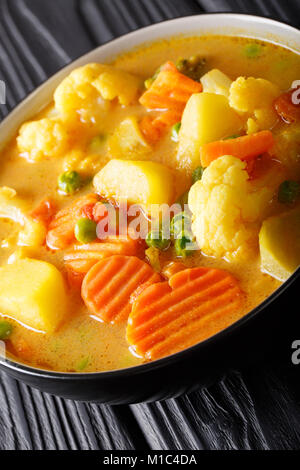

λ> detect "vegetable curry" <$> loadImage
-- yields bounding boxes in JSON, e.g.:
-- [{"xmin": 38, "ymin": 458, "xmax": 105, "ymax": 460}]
[{"xmin": 0, "ymin": 35, "xmax": 300, "ymax": 372}]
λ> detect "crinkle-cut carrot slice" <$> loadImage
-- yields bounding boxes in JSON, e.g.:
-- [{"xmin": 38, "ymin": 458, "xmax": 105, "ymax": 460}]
[
  {"xmin": 161, "ymin": 261, "xmax": 186, "ymax": 279},
  {"xmin": 82, "ymin": 255, "xmax": 161, "ymax": 324},
  {"xmin": 127, "ymin": 267, "xmax": 243, "ymax": 360},
  {"xmin": 46, "ymin": 193, "xmax": 99, "ymax": 250},
  {"xmin": 30, "ymin": 198, "xmax": 56, "ymax": 227},
  {"xmin": 64, "ymin": 233, "xmax": 145, "ymax": 281},
  {"xmin": 140, "ymin": 61, "xmax": 202, "ymax": 112}
]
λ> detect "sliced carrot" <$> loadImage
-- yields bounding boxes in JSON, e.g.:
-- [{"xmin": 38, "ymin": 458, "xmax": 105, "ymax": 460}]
[
  {"xmin": 82, "ymin": 255, "xmax": 161, "ymax": 324},
  {"xmin": 66, "ymin": 269, "xmax": 85, "ymax": 290},
  {"xmin": 274, "ymin": 87, "xmax": 300, "ymax": 124},
  {"xmin": 200, "ymin": 131, "xmax": 275, "ymax": 168},
  {"xmin": 161, "ymin": 261, "xmax": 186, "ymax": 279},
  {"xmin": 127, "ymin": 266, "xmax": 243, "ymax": 360},
  {"xmin": 130, "ymin": 280, "xmax": 156, "ymax": 305},
  {"xmin": 30, "ymin": 198, "xmax": 56, "ymax": 227},
  {"xmin": 140, "ymin": 110, "xmax": 181, "ymax": 144},
  {"xmin": 46, "ymin": 193, "xmax": 99, "ymax": 250},
  {"xmin": 139, "ymin": 61, "xmax": 202, "ymax": 143},
  {"xmin": 64, "ymin": 233, "xmax": 145, "ymax": 281},
  {"xmin": 140, "ymin": 61, "xmax": 202, "ymax": 112}
]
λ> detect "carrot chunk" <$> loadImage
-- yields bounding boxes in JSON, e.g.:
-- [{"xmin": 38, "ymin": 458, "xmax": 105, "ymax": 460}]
[
  {"xmin": 139, "ymin": 61, "xmax": 202, "ymax": 143},
  {"xmin": 274, "ymin": 87, "xmax": 300, "ymax": 124},
  {"xmin": 30, "ymin": 198, "xmax": 56, "ymax": 227},
  {"xmin": 140, "ymin": 61, "xmax": 202, "ymax": 112},
  {"xmin": 64, "ymin": 233, "xmax": 145, "ymax": 280},
  {"xmin": 82, "ymin": 255, "xmax": 161, "ymax": 324},
  {"xmin": 200, "ymin": 131, "xmax": 275, "ymax": 168},
  {"xmin": 140, "ymin": 110, "xmax": 181, "ymax": 144},
  {"xmin": 46, "ymin": 193, "xmax": 99, "ymax": 250},
  {"xmin": 127, "ymin": 267, "xmax": 243, "ymax": 360}
]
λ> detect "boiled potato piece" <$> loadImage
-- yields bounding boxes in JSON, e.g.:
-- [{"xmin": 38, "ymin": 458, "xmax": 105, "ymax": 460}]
[
  {"xmin": 93, "ymin": 159, "xmax": 175, "ymax": 210},
  {"xmin": 108, "ymin": 116, "xmax": 151, "ymax": 159},
  {"xmin": 0, "ymin": 258, "xmax": 68, "ymax": 333},
  {"xmin": 200, "ymin": 69, "xmax": 232, "ymax": 97},
  {"xmin": 177, "ymin": 93, "xmax": 242, "ymax": 172},
  {"xmin": 259, "ymin": 207, "xmax": 300, "ymax": 281}
]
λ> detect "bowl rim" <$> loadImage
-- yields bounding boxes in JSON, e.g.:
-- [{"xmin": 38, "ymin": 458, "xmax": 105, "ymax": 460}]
[{"xmin": 0, "ymin": 12, "xmax": 299, "ymax": 380}]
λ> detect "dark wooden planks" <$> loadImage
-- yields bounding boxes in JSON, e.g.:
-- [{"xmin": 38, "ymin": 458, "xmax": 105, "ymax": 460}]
[{"xmin": 0, "ymin": 0, "xmax": 300, "ymax": 451}]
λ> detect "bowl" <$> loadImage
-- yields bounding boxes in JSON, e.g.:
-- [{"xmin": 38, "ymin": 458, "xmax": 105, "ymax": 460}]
[{"xmin": 0, "ymin": 13, "xmax": 299, "ymax": 404}]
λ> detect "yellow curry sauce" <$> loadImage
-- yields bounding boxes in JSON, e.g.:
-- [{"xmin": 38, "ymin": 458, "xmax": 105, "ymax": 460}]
[{"xmin": 0, "ymin": 35, "xmax": 299, "ymax": 372}]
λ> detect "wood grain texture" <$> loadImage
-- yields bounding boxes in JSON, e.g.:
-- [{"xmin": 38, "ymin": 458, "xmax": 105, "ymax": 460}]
[{"xmin": 0, "ymin": 0, "xmax": 300, "ymax": 451}]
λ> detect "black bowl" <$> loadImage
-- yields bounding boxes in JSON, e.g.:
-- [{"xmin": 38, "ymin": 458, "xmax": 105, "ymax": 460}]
[
  {"xmin": 0, "ymin": 13, "xmax": 299, "ymax": 403},
  {"xmin": 0, "ymin": 266, "xmax": 299, "ymax": 404}
]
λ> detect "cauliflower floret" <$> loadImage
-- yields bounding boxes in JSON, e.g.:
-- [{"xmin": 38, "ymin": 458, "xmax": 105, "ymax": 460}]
[
  {"xmin": 63, "ymin": 148, "xmax": 108, "ymax": 177},
  {"xmin": 270, "ymin": 122, "xmax": 300, "ymax": 176},
  {"xmin": 188, "ymin": 155, "xmax": 273, "ymax": 262},
  {"xmin": 54, "ymin": 63, "xmax": 142, "ymax": 123},
  {"xmin": 92, "ymin": 68, "xmax": 142, "ymax": 106},
  {"xmin": 17, "ymin": 118, "xmax": 68, "ymax": 162},
  {"xmin": 229, "ymin": 77, "xmax": 281, "ymax": 133}
]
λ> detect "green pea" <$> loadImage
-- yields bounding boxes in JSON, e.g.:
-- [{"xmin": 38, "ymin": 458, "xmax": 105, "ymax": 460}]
[
  {"xmin": 77, "ymin": 357, "xmax": 89, "ymax": 371},
  {"xmin": 75, "ymin": 218, "xmax": 97, "ymax": 243},
  {"xmin": 244, "ymin": 43, "xmax": 262, "ymax": 59},
  {"xmin": 146, "ymin": 230, "xmax": 170, "ymax": 251},
  {"xmin": 192, "ymin": 166, "xmax": 204, "ymax": 184},
  {"xmin": 170, "ymin": 212, "xmax": 191, "ymax": 238},
  {"xmin": 89, "ymin": 134, "xmax": 107, "ymax": 153},
  {"xmin": 278, "ymin": 180, "xmax": 300, "ymax": 204},
  {"xmin": 176, "ymin": 190, "xmax": 189, "ymax": 209},
  {"xmin": 224, "ymin": 134, "xmax": 241, "ymax": 140},
  {"xmin": 176, "ymin": 56, "xmax": 206, "ymax": 81},
  {"xmin": 144, "ymin": 77, "xmax": 154, "ymax": 89},
  {"xmin": 58, "ymin": 171, "xmax": 81, "ymax": 195},
  {"xmin": 171, "ymin": 122, "xmax": 181, "ymax": 142},
  {"xmin": 144, "ymin": 64, "xmax": 164, "ymax": 89},
  {"xmin": 174, "ymin": 235, "xmax": 194, "ymax": 258},
  {"xmin": 0, "ymin": 321, "xmax": 12, "ymax": 340}
]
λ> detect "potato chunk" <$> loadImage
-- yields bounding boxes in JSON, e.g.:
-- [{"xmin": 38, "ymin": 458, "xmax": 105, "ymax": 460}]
[
  {"xmin": 200, "ymin": 69, "xmax": 232, "ymax": 97},
  {"xmin": 108, "ymin": 116, "xmax": 151, "ymax": 159},
  {"xmin": 17, "ymin": 118, "xmax": 68, "ymax": 162},
  {"xmin": 188, "ymin": 155, "xmax": 273, "ymax": 262},
  {"xmin": 177, "ymin": 93, "xmax": 242, "ymax": 172},
  {"xmin": 0, "ymin": 258, "xmax": 67, "ymax": 333},
  {"xmin": 259, "ymin": 207, "xmax": 300, "ymax": 281},
  {"xmin": 93, "ymin": 159, "xmax": 175, "ymax": 210}
]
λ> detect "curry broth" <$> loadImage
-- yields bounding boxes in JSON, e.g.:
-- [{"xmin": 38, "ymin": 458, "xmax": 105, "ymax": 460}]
[{"xmin": 0, "ymin": 35, "xmax": 299, "ymax": 372}]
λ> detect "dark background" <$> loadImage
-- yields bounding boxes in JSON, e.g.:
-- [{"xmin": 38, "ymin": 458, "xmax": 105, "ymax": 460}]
[{"xmin": 0, "ymin": 0, "xmax": 300, "ymax": 450}]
